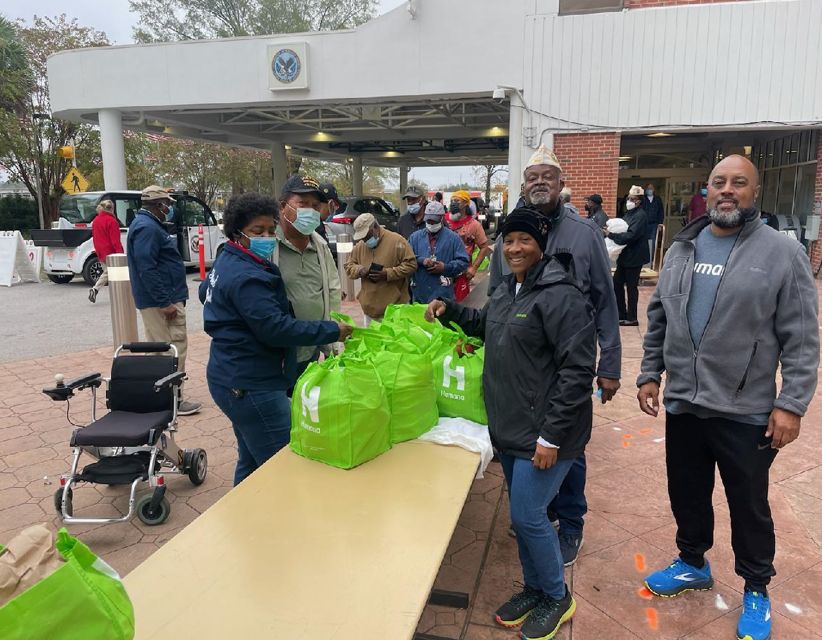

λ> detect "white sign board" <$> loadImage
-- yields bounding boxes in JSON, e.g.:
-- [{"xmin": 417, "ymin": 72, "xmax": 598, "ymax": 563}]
[
  {"xmin": 24, "ymin": 240, "xmax": 43, "ymax": 273},
  {"xmin": 0, "ymin": 231, "xmax": 40, "ymax": 287},
  {"xmin": 268, "ymin": 43, "xmax": 309, "ymax": 91}
]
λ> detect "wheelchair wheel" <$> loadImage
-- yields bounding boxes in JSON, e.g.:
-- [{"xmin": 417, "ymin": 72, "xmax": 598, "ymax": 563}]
[
  {"xmin": 53, "ymin": 487, "xmax": 73, "ymax": 517},
  {"xmin": 185, "ymin": 448, "xmax": 208, "ymax": 486},
  {"xmin": 136, "ymin": 493, "xmax": 171, "ymax": 526}
]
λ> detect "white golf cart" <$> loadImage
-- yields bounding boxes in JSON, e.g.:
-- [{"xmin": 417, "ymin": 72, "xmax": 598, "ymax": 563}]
[{"xmin": 31, "ymin": 190, "xmax": 226, "ymax": 285}]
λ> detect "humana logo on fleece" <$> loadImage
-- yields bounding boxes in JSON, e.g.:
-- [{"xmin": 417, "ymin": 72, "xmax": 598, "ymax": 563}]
[{"xmin": 693, "ymin": 262, "xmax": 724, "ymax": 276}]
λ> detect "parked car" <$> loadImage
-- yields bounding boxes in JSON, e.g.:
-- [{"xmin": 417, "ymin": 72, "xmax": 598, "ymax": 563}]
[
  {"xmin": 31, "ymin": 190, "xmax": 226, "ymax": 285},
  {"xmin": 324, "ymin": 196, "xmax": 400, "ymax": 254}
]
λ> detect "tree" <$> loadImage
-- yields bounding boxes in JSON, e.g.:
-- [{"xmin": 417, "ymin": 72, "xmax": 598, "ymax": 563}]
[
  {"xmin": 130, "ymin": 0, "xmax": 379, "ymax": 42},
  {"xmin": 471, "ymin": 164, "xmax": 508, "ymax": 206},
  {"xmin": 0, "ymin": 15, "xmax": 109, "ymax": 228},
  {"xmin": 0, "ymin": 15, "xmax": 31, "ymax": 115}
]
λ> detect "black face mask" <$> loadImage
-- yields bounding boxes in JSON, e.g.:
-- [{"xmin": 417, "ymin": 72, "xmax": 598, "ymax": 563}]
[
  {"xmin": 449, "ymin": 202, "xmax": 462, "ymax": 215},
  {"xmin": 584, "ymin": 205, "xmax": 591, "ymax": 212}
]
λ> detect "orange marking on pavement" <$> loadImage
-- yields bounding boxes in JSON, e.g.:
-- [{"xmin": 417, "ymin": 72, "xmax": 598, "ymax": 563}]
[
  {"xmin": 640, "ymin": 428, "xmax": 652, "ymax": 435},
  {"xmin": 622, "ymin": 441, "xmax": 631, "ymax": 448},
  {"xmin": 645, "ymin": 607, "xmax": 659, "ymax": 631},
  {"xmin": 634, "ymin": 553, "xmax": 646, "ymax": 572},
  {"xmin": 623, "ymin": 434, "xmax": 633, "ymax": 439},
  {"xmin": 637, "ymin": 587, "xmax": 654, "ymax": 600}
]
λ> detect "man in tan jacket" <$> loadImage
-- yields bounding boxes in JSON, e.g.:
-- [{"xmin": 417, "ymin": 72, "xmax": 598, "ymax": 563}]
[{"xmin": 345, "ymin": 213, "xmax": 417, "ymax": 324}]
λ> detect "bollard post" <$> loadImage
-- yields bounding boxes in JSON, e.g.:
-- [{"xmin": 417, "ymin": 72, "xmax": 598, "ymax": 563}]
[
  {"xmin": 335, "ymin": 232, "xmax": 355, "ymax": 302},
  {"xmin": 106, "ymin": 254, "xmax": 139, "ymax": 349},
  {"xmin": 197, "ymin": 223, "xmax": 206, "ymax": 281}
]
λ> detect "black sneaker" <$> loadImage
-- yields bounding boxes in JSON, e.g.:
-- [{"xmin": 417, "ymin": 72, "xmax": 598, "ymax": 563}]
[
  {"xmin": 558, "ymin": 533, "xmax": 584, "ymax": 567},
  {"xmin": 521, "ymin": 588, "xmax": 576, "ymax": 640},
  {"xmin": 88, "ymin": 288, "xmax": 97, "ymax": 303},
  {"xmin": 494, "ymin": 584, "xmax": 543, "ymax": 628}
]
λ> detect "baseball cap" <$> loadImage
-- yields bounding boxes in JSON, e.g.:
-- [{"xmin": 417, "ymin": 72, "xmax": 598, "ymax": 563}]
[
  {"xmin": 281, "ymin": 175, "xmax": 327, "ymax": 201},
  {"xmin": 319, "ymin": 183, "xmax": 339, "ymax": 202},
  {"xmin": 141, "ymin": 185, "xmax": 176, "ymax": 202},
  {"xmin": 353, "ymin": 213, "xmax": 377, "ymax": 241},
  {"xmin": 423, "ymin": 201, "xmax": 446, "ymax": 221},
  {"xmin": 402, "ymin": 185, "xmax": 425, "ymax": 199},
  {"xmin": 628, "ymin": 185, "xmax": 644, "ymax": 197},
  {"xmin": 586, "ymin": 194, "xmax": 603, "ymax": 205}
]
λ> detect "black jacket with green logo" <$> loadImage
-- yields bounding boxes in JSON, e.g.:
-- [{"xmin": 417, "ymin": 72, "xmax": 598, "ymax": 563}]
[{"xmin": 438, "ymin": 255, "xmax": 596, "ymax": 460}]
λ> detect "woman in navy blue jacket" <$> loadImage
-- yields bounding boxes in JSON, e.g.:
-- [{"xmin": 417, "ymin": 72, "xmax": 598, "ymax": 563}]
[{"xmin": 199, "ymin": 193, "xmax": 353, "ymax": 485}]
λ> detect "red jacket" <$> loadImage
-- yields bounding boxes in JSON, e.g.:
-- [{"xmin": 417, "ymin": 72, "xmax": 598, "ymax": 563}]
[{"xmin": 91, "ymin": 210, "xmax": 124, "ymax": 262}]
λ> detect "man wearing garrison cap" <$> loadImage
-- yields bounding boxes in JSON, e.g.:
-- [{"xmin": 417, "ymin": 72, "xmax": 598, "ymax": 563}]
[{"xmin": 489, "ymin": 144, "xmax": 621, "ymax": 567}]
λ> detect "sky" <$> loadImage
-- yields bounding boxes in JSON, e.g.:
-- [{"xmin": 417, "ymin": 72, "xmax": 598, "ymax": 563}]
[{"xmin": 5, "ymin": 0, "xmax": 477, "ymax": 188}]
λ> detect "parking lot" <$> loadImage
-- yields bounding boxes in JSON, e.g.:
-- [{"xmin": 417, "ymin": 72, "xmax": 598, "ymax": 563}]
[{"xmin": 0, "ymin": 274, "xmax": 205, "ymax": 363}]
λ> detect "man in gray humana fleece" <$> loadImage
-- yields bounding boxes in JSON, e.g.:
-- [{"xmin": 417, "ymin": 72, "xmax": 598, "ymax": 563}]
[
  {"xmin": 637, "ymin": 154, "xmax": 819, "ymax": 640},
  {"xmin": 488, "ymin": 145, "xmax": 622, "ymax": 566}
]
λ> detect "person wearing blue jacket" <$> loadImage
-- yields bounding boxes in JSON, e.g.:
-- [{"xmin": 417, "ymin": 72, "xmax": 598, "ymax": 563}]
[
  {"xmin": 199, "ymin": 193, "xmax": 353, "ymax": 485},
  {"xmin": 127, "ymin": 185, "xmax": 200, "ymax": 415},
  {"xmin": 408, "ymin": 201, "xmax": 469, "ymax": 303}
]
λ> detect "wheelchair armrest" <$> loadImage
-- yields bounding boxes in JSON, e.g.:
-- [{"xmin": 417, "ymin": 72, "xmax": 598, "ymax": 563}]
[
  {"xmin": 122, "ymin": 342, "xmax": 172, "ymax": 353},
  {"xmin": 154, "ymin": 371, "xmax": 186, "ymax": 392},
  {"xmin": 42, "ymin": 373, "xmax": 102, "ymax": 401}
]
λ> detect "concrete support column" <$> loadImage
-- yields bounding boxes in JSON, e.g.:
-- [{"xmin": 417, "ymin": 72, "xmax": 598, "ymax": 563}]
[
  {"xmin": 99, "ymin": 109, "xmax": 127, "ymax": 190},
  {"xmin": 352, "ymin": 155, "xmax": 364, "ymax": 197},
  {"xmin": 271, "ymin": 143, "xmax": 288, "ymax": 198},
  {"xmin": 399, "ymin": 166, "xmax": 409, "ymax": 213},
  {"xmin": 506, "ymin": 94, "xmax": 524, "ymax": 213}
]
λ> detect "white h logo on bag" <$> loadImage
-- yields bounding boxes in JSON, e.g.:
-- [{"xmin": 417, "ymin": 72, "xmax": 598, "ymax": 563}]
[
  {"xmin": 301, "ymin": 384, "xmax": 321, "ymax": 422},
  {"xmin": 442, "ymin": 355, "xmax": 466, "ymax": 391}
]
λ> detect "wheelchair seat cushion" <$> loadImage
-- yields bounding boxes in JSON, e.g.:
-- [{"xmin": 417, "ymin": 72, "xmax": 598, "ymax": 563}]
[{"xmin": 72, "ymin": 411, "xmax": 173, "ymax": 447}]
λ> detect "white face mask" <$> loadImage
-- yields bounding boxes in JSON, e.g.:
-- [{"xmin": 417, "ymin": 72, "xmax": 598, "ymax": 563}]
[
  {"xmin": 426, "ymin": 222, "xmax": 442, "ymax": 233},
  {"xmin": 626, "ymin": 200, "xmax": 637, "ymax": 211}
]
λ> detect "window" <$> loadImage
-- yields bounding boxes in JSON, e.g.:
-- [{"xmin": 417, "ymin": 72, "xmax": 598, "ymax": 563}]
[
  {"xmin": 177, "ymin": 198, "xmax": 207, "ymax": 226},
  {"xmin": 114, "ymin": 198, "xmax": 140, "ymax": 228},
  {"xmin": 59, "ymin": 194, "xmax": 99, "ymax": 223},
  {"xmin": 559, "ymin": 0, "xmax": 623, "ymax": 15},
  {"xmin": 775, "ymin": 167, "xmax": 798, "ymax": 217}
]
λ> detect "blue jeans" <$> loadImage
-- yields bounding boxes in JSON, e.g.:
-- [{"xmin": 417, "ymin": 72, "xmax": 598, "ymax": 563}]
[
  {"xmin": 208, "ymin": 381, "xmax": 291, "ymax": 486},
  {"xmin": 548, "ymin": 454, "xmax": 588, "ymax": 536},
  {"xmin": 498, "ymin": 452, "xmax": 574, "ymax": 599}
]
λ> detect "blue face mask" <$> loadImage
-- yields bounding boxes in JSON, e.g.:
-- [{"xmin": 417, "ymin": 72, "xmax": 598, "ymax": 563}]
[
  {"xmin": 365, "ymin": 236, "xmax": 380, "ymax": 250},
  {"xmin": 242, "ymin": 233, "xmax": 277, "ymax": 261},
  {"xmin": 289, "ymin": 207, "xmax": 321, "ymax": 236},
  {"xmin": 700, "ymin": 188, "xmax": 708, "ymax": 196},
  {"xmin": 407, "ymin": 203, "xmax": 421, "ymax": 216}
]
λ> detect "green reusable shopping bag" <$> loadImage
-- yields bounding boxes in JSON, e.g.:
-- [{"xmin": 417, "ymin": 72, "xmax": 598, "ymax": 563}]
[
  {"xmin": 290, "ymin": 356, "xmax": 391, "ymax": 469},
  {"xmin": 0, "ymin": 528, "xmax": 134, "ymax": 640},
  {"xmin": 371, "ymin": 349, "xmax": 439, "ymax": 443},
  {"xmin": 383, "ymin": 303, "xmax": 430, "ymax": 328},
  {"xmin": 428, "ymin": 324, "xmax": 488, "ymax": 425},
  {"xmin": 472, "ymin": 246, "xmax": 490, "ymax": 271}
]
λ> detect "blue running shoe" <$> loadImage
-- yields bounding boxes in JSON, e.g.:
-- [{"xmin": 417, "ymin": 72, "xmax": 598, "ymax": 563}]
[
  {"xmin": 737, "ymin": 591, "xmax": 771, "ymax": 640},
  {"xmin": 644, "ymin": 558, "xmax": 714, "ymax": 597}
]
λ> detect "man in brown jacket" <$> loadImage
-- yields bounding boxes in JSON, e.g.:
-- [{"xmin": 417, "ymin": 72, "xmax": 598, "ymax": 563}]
[{"xmin": 345, "ymin": 213, "xmax": 417, "ymax": 324}]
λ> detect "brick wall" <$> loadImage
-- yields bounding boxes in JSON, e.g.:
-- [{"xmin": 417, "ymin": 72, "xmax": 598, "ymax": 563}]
[
  {"xmin": 810, "ymin": 135, "xmax": 822, "ymax": 275},
  {"xmin": 625, "ymin": 0, "xmax": 750, "ymax": 8},
  {"xmin": 553, "ymin": 132, "xmax": 621, "ymax": 216}
]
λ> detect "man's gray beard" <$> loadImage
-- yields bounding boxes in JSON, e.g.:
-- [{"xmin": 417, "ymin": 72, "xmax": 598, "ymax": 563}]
[
  {"xmin": 528, "ymin": 191, "xmax": 552, "ymax": 206},
  {"xmin": 709, "ymin": 207, "xmax": 743, "ymax": 229}
]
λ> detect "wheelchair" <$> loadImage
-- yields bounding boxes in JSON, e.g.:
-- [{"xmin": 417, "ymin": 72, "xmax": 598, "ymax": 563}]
[{"xmin": 43, "ymin": 342, "xmax": 208, "ymax": 526}]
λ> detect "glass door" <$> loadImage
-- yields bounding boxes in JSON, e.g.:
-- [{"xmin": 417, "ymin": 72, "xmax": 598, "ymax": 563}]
[{"xmin": 663, "ymin": 180, "xmax": 700, "ymax": 249}]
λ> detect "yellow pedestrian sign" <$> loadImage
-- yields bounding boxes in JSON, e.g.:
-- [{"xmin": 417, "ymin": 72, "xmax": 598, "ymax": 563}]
[{"xmin": 61, "ymin": 167, "xmax": 89, "ymax": 193}]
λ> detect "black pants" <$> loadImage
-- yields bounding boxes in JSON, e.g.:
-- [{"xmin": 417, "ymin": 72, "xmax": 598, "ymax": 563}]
[
  {"xmin": 613, "ymin": 265, "xmax": 641, "ymax": 321},
  {"xmin": 666, "ymin": 412, "xmax": 778, "ymax": 591}
]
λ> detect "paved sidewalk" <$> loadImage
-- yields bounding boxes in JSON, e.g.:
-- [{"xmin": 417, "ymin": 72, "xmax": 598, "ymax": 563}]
[{"xmin": 1, "ymin": 283, "xmax": 821, "ymax": 638}]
